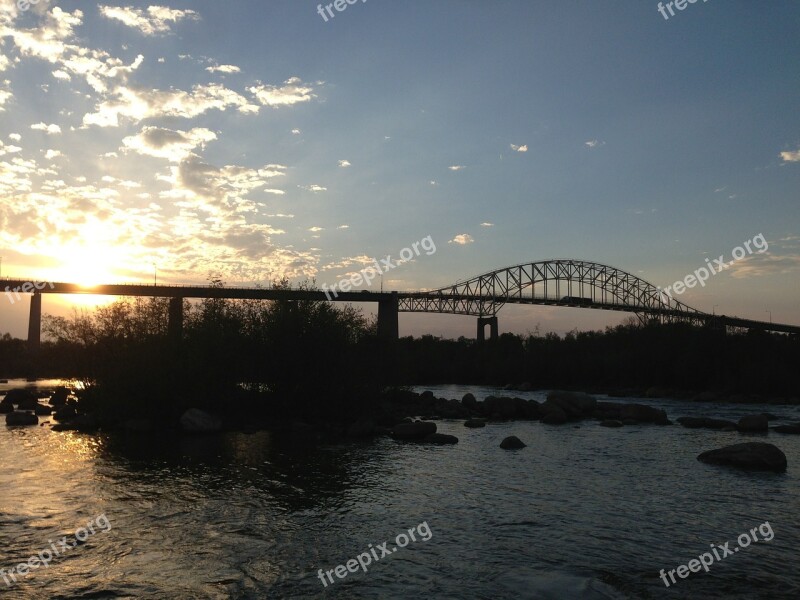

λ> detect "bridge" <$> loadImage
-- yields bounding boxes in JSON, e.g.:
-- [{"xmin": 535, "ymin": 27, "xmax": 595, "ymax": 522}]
[{"xmin": 3, "ymin": 259, "xmax": 798, "ymax": 349}]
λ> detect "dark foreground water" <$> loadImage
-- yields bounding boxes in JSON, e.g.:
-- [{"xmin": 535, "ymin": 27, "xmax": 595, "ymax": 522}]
[{"xmin": 2, "ymin": 381, "xmax": 800, "ymax": 599}]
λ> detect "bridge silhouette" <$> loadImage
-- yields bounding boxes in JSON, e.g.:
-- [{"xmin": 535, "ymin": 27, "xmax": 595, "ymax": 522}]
[{"xmin": 4, "ymin": 259, "xmax": 798, "ymax": 349}]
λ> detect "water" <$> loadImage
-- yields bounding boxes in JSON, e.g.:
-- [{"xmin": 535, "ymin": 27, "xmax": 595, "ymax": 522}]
[{"xmin": 2, "ymin": 381, "xmax": 800, "ymax": 598}]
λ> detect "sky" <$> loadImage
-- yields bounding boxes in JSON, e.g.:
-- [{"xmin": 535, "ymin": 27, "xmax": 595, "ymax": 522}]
[{"xmin": 0, "ymin": 0, "xmax": 798, "ymax": 339}]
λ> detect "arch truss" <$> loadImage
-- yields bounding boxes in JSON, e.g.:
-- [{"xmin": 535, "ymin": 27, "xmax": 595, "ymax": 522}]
[{"xmin": 398, "ymin": 259, "xmax": 708, "ymax": 325}]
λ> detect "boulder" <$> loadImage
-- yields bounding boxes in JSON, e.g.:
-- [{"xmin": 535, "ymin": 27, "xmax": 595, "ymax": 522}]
[
  {"xmin": 179, "ymin": 408, "xmax": 222, "ymax": 433},
  {"xmin": 737, "ymin": 415, "xmax": 769, "ymax": 433},
  {"xmin": 53, "ymin": 405, "xmax": 77, "ymax": 422},
  {"xmin": 49, "ymin": 387, "xmax": 70, "ymax": 406},
  {"xmin": 483, "ymin": 396, "xmax": 517, "ymax": 419},
  {"xmin": 600, "ymin": 420, "xmax": 624, "ymax": 428},
  {"xmin": 423, "ymin": 433, "xmax": 458, "ymax": 444},
  {"xmin": 541, "ymin": 407, "xmax": 568, "ymax": 425},
  {"xmin": 461, "ymin": 393, "xmax": 478, "ymax": 410},
  {"xmin": 33, "ymin": 403, "xmax": 52, "ymax": 415},
  {"xmin": 464, "ymin": 419, "xmax": 486, "ymax": 428},
  {"xmin": 0, "ymin": 398, "xmax": 14, "ymax": 414},
  {"xmin": 4, "ymin": 388, "xmax": 36, "ymax": 406},
  {"xmin": 391, "ymin": 420, "xmax": 436, "ymax": 440},
  {"xmin": 546, "ymin": 391, "xmax": 597, "ymax": 417},
  {"xmin": 774, "ymin": 424, "xmax": 800, "ymax": 434},
  {"xmin": 619, "ymin": 403, "xmax": 669, "ymax": 425},
  {"xmin": 6, "ymin": 411, "xmax": 38, "ymax": 426},
  {"xmin": 500, "ymin": 435, "xmax": 526, "ymax": 449},
  {"xmin": 517, "ymin": 382, "xmax": 533, "ymax": 392},
  {"xmin": 677, "ymin": 417, "xmax": 738, "ymax": 430},
  {"xmin": 697, "ymin": 442, "xmax": 787, "ymax": 473},
  {"xmin": 521, "ymin": 399, "xmax": 541, "ymax": 419}
]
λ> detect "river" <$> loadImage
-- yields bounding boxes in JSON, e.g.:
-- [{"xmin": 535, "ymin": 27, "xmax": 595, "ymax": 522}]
[{"xmin": 1, "ymin": 381, "xmax": 799, "ymax": 599}]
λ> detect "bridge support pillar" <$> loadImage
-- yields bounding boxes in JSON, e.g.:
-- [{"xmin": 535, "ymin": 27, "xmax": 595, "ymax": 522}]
[
  {"xmin": 168, "ymin": 297, "xmax": 183, "ymax": 342},
  {"xmin": 377, "ymin": 292, "xmax": 399, "ymax": 341},
  {"xmin": 28, "ymin": 292, "xmax": 42, "ymax": 352},
  {"xmin": 477, "ymin": 316, "xmax": 498, "ymax": 342}
]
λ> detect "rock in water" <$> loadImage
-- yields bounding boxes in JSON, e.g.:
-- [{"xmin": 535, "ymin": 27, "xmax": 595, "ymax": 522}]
[
  {"xmin": 6, "ymin": 411, "xmax": 38, "ymax": 426},
  {"xmin": 737, "ymin": 414, "xmax": 769, "ymax": 433},
  {"xmin": 391, "ymin": 420, "xmax": 436, "ymax": 440},
  {"xmin": 179, "ymin": 408, "xmax": 222, "ymax": 433},
  {"xmin": 500, "ymin": 435, "xmax": 526, "ymax": 449},
  {"xmin": 464, "ymin": 418, "xmax": 486, "ymax": 428},
  {"xmin": 697, "ymin": 442, "xmax": 787, "ymax": 473}
]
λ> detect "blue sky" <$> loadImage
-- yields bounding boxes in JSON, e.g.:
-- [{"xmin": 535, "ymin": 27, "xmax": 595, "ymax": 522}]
[{"xmin": 0, "ymin": 0, "xmax": 798, "ymax": 338}]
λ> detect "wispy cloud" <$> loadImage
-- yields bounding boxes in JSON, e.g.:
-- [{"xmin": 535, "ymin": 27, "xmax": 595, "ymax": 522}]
[
  {"xmin": 206, "ymin": 64, "xmax": 240, "ymax": 74},
  {"xmin": 98, "ymin": 5, "xmax": 199, "ymax": 36},
  {"xmin": 299, "ymin": 184, "xmax": 327, "ymax": 193},
  {"xmin": 448, "ymin": 165, "xmax": 466, "ymax": 171},
  {"xmin": 510, "ymin": 144, "xmax": 527, "ymax": 152},
  {"xmin": 249, "ymin": 77, "xmax": 317, "ymax": 107},
  {"xmin": 585, "ymin": 139, "xmax": 605, "ymax": 148},
  {"xmin": 338, "ymin": 159, "xmax": 351, "ymax": 167}
]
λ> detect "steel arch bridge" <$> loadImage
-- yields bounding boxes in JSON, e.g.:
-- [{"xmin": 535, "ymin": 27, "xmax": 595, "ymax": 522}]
[{"xmin": 396, "ymin": 259, "xmax": 797, "ymax": 339}]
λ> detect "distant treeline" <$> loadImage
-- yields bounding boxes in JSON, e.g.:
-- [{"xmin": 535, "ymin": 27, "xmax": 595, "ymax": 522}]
[
  {"xmin": 394, "ymin": 324, "xmax": 799, "ymax": 398},
  {"xmin": 1, "ymin": 284, "xmax": 797, "ymax": 420}
]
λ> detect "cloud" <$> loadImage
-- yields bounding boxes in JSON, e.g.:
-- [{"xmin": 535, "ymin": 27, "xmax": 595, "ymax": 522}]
[
  {"xmin": 122, "ymin": 126, "xmax": 217, "ymax": 162},
  {"xmin": 729, "ymin": 253, "xmax": 800, "ymax": 278},
  {"xmin": 429, "ymin": 180, "xmax": 438, "ymax": 186},
  {"xmin": 480, "ymin": 222, "xmax": 494, "ymax": 227},
  {"xmin": 30, "ymin": 122, "xmax": 61, "ymax": 134},
  {"xmin": 448, "ymin": 165, "xmax": 466, "ymax": 171},
  {"xmin": 291, "ymin": 128, "xmax": 301, "ymax": 135},
  {"xmin": 0, "ymin": 80, "xmax": 11, "ymax": 110},
  {"xmin": 44, "ymin": 149, "xmax": 61, "ymax": 159},
  {"xmin": 206, "ymin": 64, "xmax": 240, "ymax": 74},
  {"xmin": 308, "ymin": 226, "xmax": 324, "ymax": 232},
  {"xmin": 98, "ymin": 5, "xmax": 199, "ymax": 36},
  {"xmin": 585, "ymin": 139, "xmax": 605, "ymax": 148},
  {"xmin": 780, "ymin": 149, "xmax": 800, "ymax": 162},
  {"xmin": 299, "ymin": 184, "xmax": 327, "ymax": 193},
  {"xmin": 9, "ymin": 133, "xmax": 21, "ymax": 141},
  {"xmin": 337, "ymin": 224, "xmax": 349, "ymax": 229},
  {"xmin": 338, "ymin": 159, "xmax": 351, "ymax": 167},
  {"xmin": 249, "ymin": 77, "xmax": 316, "ymax": 107},
  {"xmin": 83, "ymin": 82, "xmax": 259, "ymax": 127},
  {"xmin": 0, "ymin": 55, "xmax": 10, "ymax": 72},
  {"xmin": 449, "ymin": 234, "xmax": 474, "ymax": 245},
  {"xmin": 510, "ymin": 144, "xmax": 528, "ymax": 152}
]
